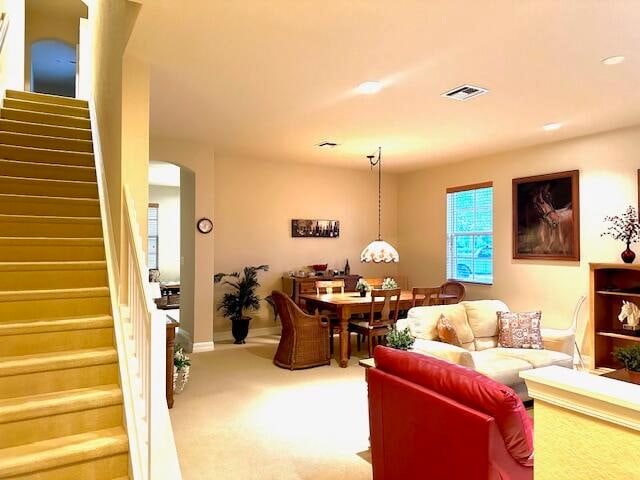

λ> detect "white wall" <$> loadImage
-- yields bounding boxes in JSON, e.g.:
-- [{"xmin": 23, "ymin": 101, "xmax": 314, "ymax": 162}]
[
  {"xmin": 149, "ymin": 184, "xmax": 180, "ymax": 282},
  {"xmin": 398, "ymin": 124, "xmax": 640, "ymax": 354},
  {"xmin": 0, "ymin": 0, "xmax": 25, "ymax": 94}
]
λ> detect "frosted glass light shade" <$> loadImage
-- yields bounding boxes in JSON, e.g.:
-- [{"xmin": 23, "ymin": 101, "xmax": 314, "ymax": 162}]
[{"xmin": 360, "ymin": 240, "xmax": 400, "ymax": 263}]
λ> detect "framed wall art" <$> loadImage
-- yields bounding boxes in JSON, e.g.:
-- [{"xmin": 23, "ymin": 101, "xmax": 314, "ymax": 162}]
[
  {"xmin": 291, "ymin": 219, "xmax": 340, "ymax": 238},
  {"xmin": 512, "ymin": 170, "xmax": 580, "ymax": 261}
]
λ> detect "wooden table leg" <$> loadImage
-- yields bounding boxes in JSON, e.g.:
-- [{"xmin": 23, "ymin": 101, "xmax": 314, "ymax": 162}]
[
  {"xmin": 166, "ymin": 325, "xmax": 176, "ymax": 409},
  {"xmin": 339, "ymin": 305, "xmax": 351, "ymax": 368}
]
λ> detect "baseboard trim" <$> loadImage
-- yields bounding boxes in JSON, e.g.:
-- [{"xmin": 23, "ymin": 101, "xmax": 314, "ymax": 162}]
[
  {"xmin": 192, "ymin": 341, "xmax": 215, "ymax": 353},
  {"xmin": 214, "ymin": 326, "xmax": 281, "ymax": 343}
]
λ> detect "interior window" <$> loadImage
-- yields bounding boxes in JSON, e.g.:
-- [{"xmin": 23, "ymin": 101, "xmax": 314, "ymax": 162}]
[
  {"xmin": 446, "ymin": 183, "xmax": 493, "ymax": 284},
  {"xmin": 148, "ymin": 203, "xmax": 159, "ymax": 270}
]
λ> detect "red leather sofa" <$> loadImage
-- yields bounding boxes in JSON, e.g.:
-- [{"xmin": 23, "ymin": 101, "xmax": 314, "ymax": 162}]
[{"xmin": 367, "ymin": 346, "xmax": 534, "ymax": 480}]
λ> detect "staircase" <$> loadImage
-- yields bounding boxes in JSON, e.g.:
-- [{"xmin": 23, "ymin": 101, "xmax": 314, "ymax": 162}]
[{"xmin": 0, "ymin": 91, "xmax": 129, "ymax": 479}]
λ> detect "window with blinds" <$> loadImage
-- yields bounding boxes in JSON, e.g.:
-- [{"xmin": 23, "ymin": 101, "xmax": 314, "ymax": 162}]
[
  {"xmin": 148, "ymin": 204, "xmax": 159, "ymax": 270},
  {"xmin": 446, "ymin": 183, "xmax": 493, "ymax": 284}
]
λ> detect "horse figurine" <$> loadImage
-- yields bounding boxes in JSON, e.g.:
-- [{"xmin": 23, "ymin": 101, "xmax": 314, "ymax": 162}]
[
  {"xmin": 532, "ymin": 184, "xmax": 573, "ymax": 255},
  {"xmin": 618, "ymin": 300, "xmax": 640, "ymax": 329}
]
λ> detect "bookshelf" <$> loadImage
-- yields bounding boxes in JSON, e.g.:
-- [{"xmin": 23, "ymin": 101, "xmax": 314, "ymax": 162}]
[{"xmin": 590, "ymin": 263, "xmax": 640, "ymax": 369}]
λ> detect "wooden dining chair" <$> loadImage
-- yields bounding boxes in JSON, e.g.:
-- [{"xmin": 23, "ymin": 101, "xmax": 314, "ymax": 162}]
[
  {"xmin": 315, "ymin": 280, "xmax": 345, "ymax": 354},
  {"xmin": 411, "ymin": 287, "xmax": 442, "ymax": 307},
  {"xmin": 440, "ymin": 281, "xmax": 466, "ymax": 304},
  {"xmin": 348, "ymin": 288, "xmax": 402, "ymax": 358},
  {"xmin": 315, "ymin": 280, "xmax": 345, "ymax": 295},
  {"xmin": 363, "ymin": 278, "xmax": 384, "ymax": 289}
]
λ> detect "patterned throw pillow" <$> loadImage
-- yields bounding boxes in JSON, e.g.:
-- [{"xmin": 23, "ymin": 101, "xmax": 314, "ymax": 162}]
[
  {"xmin": 437, "ymin": 314, "xmax": 462, "ymax": 347},
  {"xmin": 497, "ymin": 311, "xmax": 544, "ymax": 349}
]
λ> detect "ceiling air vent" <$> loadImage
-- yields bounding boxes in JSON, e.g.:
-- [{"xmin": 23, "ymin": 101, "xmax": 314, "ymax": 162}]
[
  {"xmin": 442, "ymin": 84, "xmax": 488, "ymax": 101},
  {"xmin": 317, "ymin": 141, "xmax": 338, "ymax": 148}
]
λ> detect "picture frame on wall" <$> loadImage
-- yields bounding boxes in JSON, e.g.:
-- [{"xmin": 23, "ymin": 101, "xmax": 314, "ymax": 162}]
[
  {"xmin": 291, "ymin": 219, "xmax": 340, "ymax": 238},
  {"xmin": 512, "ymin": 170, "xmax": 580, "ymax": 261}
]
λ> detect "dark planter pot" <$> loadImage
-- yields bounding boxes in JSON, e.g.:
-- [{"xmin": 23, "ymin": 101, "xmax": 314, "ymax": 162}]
[
  {"xmin": 359, "ymin": 290, "xmax": 366, "ymax": 297},
  {"xmin": 621, "ymin": 245, "xmax": 636, "ymax": 264},
  {"xmin": 231, "ymin": 317, "xmax": 251, "ymax": 344}
]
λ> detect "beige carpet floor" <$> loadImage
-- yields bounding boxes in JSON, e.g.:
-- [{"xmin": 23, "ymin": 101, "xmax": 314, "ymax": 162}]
[{"xmin": 170, "ymin": 336, "xmax": 373, "ymax": 480}]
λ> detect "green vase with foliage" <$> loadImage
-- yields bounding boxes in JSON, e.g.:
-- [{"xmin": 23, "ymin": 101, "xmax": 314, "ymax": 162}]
[
  {"xmin": 214, "ymin": 265, "xmax": 269, "ymax": 344},
  {"xmin": 613, "ymin": 344, "xmax": 640, "ymax": 374}
]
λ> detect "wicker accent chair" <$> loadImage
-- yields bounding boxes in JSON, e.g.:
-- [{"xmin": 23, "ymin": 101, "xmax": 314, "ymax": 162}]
[
  {"xmin": 272, "ymin": 291, "xmax": 331, "ymax": 370},
  {"xmin": 440, "ymin": 281, "xmax": 466, "ymax": 304}
]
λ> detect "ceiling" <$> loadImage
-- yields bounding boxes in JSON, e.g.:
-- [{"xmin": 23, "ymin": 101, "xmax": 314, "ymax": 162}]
[{"xmin": 128, "ymin": 1, "xmax": 640, "ymax": 172}]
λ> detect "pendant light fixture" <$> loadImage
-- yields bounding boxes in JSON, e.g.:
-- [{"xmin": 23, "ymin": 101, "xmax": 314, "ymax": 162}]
[{"xmin": 360, "ymin": 147, "xmax": 400, "ymax": 263}]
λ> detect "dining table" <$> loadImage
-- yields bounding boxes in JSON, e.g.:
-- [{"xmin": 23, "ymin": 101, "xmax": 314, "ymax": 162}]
[{"xmin": 299, "ymin": 290, "xmax": 459, "ymax": 368}]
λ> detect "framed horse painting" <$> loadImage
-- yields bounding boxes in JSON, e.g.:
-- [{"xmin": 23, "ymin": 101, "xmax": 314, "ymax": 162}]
[{"xmin": 512, "ymin": 170, "xmax": 580, "ymax": 261}]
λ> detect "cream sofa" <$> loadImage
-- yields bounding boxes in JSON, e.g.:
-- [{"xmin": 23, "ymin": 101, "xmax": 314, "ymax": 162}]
[{"xmin": 395, "ymin": 300, "xmax": 575, "ymax": 400}]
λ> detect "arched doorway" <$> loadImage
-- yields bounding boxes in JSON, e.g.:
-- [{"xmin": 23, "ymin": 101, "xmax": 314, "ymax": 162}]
[{"xmin": 30, "ymin": 39, "xmax": 76, "ymax": 97}]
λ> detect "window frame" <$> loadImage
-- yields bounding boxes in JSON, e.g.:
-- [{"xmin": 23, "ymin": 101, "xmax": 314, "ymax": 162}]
[
  {"xmin": 148, "ymin": 203, "xmax": 159, "ymax": 271},
  {"xmin": 446, "ymin": 181, "xmax": 494, "ymax": 286}
]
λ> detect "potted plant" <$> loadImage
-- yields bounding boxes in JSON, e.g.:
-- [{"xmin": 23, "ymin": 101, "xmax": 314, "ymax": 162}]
[
  {"xmin": 381, "ymin": 277, "xmax": 399, "ymax": 289},
  {"xmin": 601, "ymin": 206, "xmax": 640, "ymax": 263},
  {"xmin": 173, "ymin": 345, "xmax": 191, "ymax": 394},
  {"xmin": 612, "ymin": 344, "xmax": 640, "ymax": 382},
  {"xmin": 386, "ymin": 325, "xmax": 415, "ymax": 351},
  {"xmin": 214, "ymin": 264, "xmax": 269, "ymax": 344},
  {"xmin": 356, "ymin": 278, "xmax": 370, "ymax": 297}
]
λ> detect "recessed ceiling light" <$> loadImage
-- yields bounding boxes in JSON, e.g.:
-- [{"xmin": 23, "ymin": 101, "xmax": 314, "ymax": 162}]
[
  {"xmin": 543, "ymin": 122, "xmax": 562, "ymax": 132},
  {"xmin": 356, "ymin": 81, "xmax": 383, "ymax": 95},
  {"xmin": 317, "ymin": 141, "xmax": 338, "ymax": 148},
  {"xmin": 602, "ymin": 55, "xmax": 625, "ymax": 65}
]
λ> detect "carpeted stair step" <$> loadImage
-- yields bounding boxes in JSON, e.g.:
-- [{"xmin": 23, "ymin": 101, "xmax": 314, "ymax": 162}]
[
  {"xmin": 0, "ymin": 427, "xmax": 128, "ymax": 479},
  {"xmin": 0, "ymin": 194, "xmax": 100, "ymax": 216},
  {"xmin": 0, "ymin": 119, "xmax": 92, "ymax": 140},
  {"xmin": 3, "ymin": 98, "xmax": 90, "ymax": 119},
  {"xmin": 0, "ymin": 159, "xmax": 96, "ymax": 182},
  {"xmin": 0, "ymin": 214, "xmax": 102, "ymax": 237},
  {"xmin": 0, "ymin": 348, "xmax": 119, "ymax": 399},
  {"xmin": 0, "ymin": 237, "xmax": 105, "ymax": 262},
  {"xmin": 0, "ymin": 385, "xmax": 123, "ymax": 448},
  {"xmin": 0, "ymin": 286, "xmax": 110, "ymax": 320},
  {"xmin": 6, "ymin": 90, "xmax": 89, "ymax": 109},
  {"xmin": 1, "ymin": 108, "xmax": 91, "ymax": 129},
  {"xmin": 0, "ymin": 261, "xmax": 107, "ymax": 290},
  {"xmin": 0, "ymin": 144, "xmax": 94, "ymax": 167},
  {"xmin": 0, "ymin": 176, "xmax": 98, "ymax": 198},
  {"xmin": 0, "ymin": 315, "xmax": 113, "ymax": 335},
  {"xmin": 0, "ymin": 131, "xmax": 93, "ymax": 152},
  {"xmin": 0, "ymin": 312, "xmax": 113, "ymax": 357}
]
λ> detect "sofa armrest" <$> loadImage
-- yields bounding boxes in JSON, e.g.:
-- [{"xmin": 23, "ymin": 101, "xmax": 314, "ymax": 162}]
[
  {"xmin": 395, "ymin": 318, "xmax": 409, "ymax": 332},
  {"xmin": 541, "ymin": 327, "xmax": 575, "ymax": 357},
  {"xmin": 411, "ymin": 339, "xmax": 476, "ymax": 370}
]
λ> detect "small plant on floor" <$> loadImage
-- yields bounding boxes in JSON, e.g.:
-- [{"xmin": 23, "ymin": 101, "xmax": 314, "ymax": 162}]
[
  {"xmin": 214, "ymin": 264, "xmax": 269, "ymax": 344},
  {"xmin": 381, "ymin": 277, "xmax": 399, "ymax": 290},
  {"xmin": 612, "ymin": 344, "xmax": 640, "ymax": 372},
  {"xmin": 386, "ymin": 325, "xmax": 415, "ymax": 351},
  {"xmin": 356, "ymin": 278, "xmax": 370, "ymax": 297},
  {"xmin": 173, "ymin": 345, "xmax": 191, "ymax": 394}
]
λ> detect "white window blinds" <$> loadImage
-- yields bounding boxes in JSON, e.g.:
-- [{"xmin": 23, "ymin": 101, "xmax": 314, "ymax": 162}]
[
  {"xmin": 148, "ymin": 204, "xmax": 159, "ymax": 270},
  {"xmin": 446, "ymin": 183, "xmax": 493, "ymax": 284}
]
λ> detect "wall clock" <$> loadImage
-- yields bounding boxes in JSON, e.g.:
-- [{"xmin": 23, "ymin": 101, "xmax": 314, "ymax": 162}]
[{"xmin": 197, "ymin": 218, "xmax": 213, "ymax": 234}]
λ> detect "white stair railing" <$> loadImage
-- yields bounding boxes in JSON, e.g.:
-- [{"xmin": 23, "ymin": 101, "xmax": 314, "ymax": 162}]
[{"xmin": 91, "ymin": 100, "xmax": 182, "ymax": 480}]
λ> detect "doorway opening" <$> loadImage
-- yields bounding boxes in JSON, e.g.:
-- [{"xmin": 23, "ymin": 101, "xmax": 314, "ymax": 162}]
[
  {"xmin": 30, "ymin": 39, "xmax": 76, "ymax": 97},
  {"xmin": 148, "ymin": 161, "xmax": 196, "ymax": 352}
]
